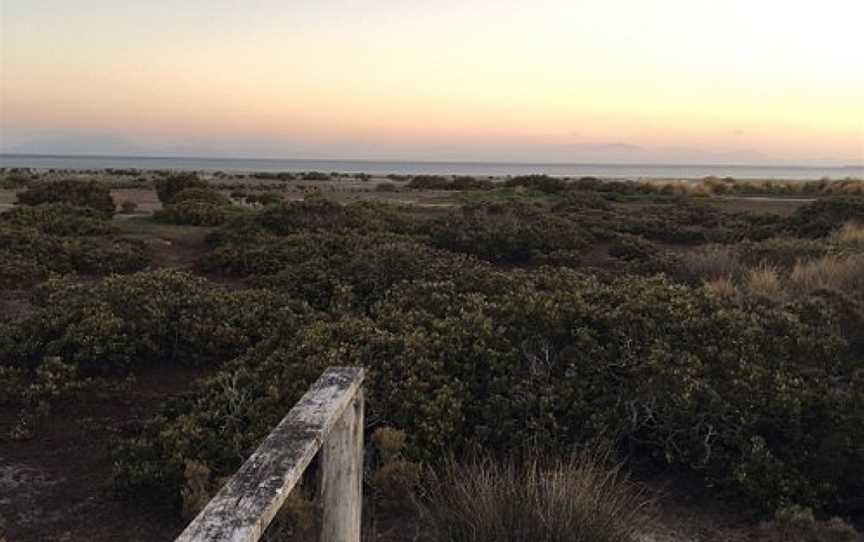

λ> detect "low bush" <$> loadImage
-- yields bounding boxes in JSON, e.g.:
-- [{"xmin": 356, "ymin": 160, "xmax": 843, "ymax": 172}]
[
  {"xmin": 1, "ymin": 269, "xmax": 314, "ymax": 374},
  {"xmin": 172, "ymin": 188, "xmax": 232, "ymax": 206},
  {"xmin": 608, "ymin": 234, "xmax": 657, "ymax": 262},
  {"xmin": 425, "ymin": 202, "xmax": 592, "ymax": 264},
  {"xmin": 0, "ymin": 224, "xmax": 147, "ymax": 276},
  {"xmin": 0, "ymin": 203, "xmax": 115, "ymax": 236},
  {"xmin": 504, "ymin": 174, "xmax": 567, "ymax": 193},
  {"xmin": 154, "ymin": 173, "xmax": 208, "ymax": 204},
  {"xmin": 374, "ymin": 182, "xmax": 397, "ymax": 192},
  {"xmin": 113, "ymin": 271, "xmax": 863, "ymax": 514},
  {"xmin": 153, "ymin": 201, "xmax": 237, "ymax": 226},
  {"xmin": 301, "ymin": 171, "xmax": 330, "ymax": 181},
  {"xmin": 407, "ymin": 175, "xmax": 449, "ymax": 190},
  {"xmin": 790, "ymin": 196, "xmax": 864, "ymax": 238},
  {"xmin": 16, "ymin": 180, "xmax": 115, "ymax": 218},
  {"xmin": 0, "ymin": 250, "xmax": 48, "ymax": 289}
]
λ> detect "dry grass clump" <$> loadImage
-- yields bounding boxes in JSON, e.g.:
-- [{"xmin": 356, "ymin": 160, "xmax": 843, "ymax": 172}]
[
  {"xmin": 743, "ymin": 264, "xmax": 786, "ymax": 302},
  {"xmin": 788, "ymin": 255, "xmax": 864, "ymax": 299},
  {"xmin": 421, "ymin": 450, "xmax": 655, "ymax": 542},
  {"xmin": 704, "ymin": 275, "xmax": 739, "ymax": 301},
  {"xmin": 678, "ymin": 244, "xmax": 742, "ymax": 281},
  {"xmin": 830, "ymin": 221, "xmax": 864, "ymax": 245},
  {"xmin": 639, "ymin": 177, "xmax": 864, "ymax": 197}
]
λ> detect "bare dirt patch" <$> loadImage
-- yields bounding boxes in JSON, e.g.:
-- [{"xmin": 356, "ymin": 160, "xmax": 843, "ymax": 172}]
[{"xmin": 0, "ymin": 366, "xmax": 210, "ymax": 542}]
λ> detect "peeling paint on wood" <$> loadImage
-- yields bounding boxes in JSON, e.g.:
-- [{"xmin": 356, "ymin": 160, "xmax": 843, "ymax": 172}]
[{"xmin": 175, "ymin": 367, "xmax": 365, "ymax": 542}]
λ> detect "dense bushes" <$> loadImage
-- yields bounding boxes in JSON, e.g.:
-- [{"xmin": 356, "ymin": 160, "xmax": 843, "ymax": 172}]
[
  {"xmin": 154, "ymin": 200, "xmax": 238, "ymax": 226},
  {"xmin": 0, "ymin": 191, "xmax": 146, "ymax": 283},
  {"xmin": 109, "ymin": 268, "xmax": 863, "ymax": 514},
  {"xmin": 0, "ymin": 203, "xmax": 116, "ymax": 236},
  {"xmin": 17, "ymin": 179, "xmax": 116, "ymax": 217},
  {"xmin": 6, "ymin": 175, "xmax": 864, "ymax": 524},
  {"xmin": 0, "ymin": 250, "xmax": 48, "ymax": 289},
  {"xmin": 425, "ymin": 202, "xmax": 591, "ymax": 264},
  {"xmin": 172, "ymin": 188, "xmax": 232, "ymax": 206},
  {"xmin": 504, "ymin": 174, "xmax": 567, "ymax": 193},
  {"xmin": 154, "ymin": 173, "xmax": 209, "ymax": 204},
  {"xmin": 0, "ymin": 269, "xmax": 314, "ymax": 374},
  {"xmin": 153, "ymin": 180, "xmax": 243, "ymax": 226},
  {"xmin": 789, "ymin": 196, "xmax": 864, "ymax": 237},
  {"xmin": 406, "ymin": 175, "xmax": 493, "ymax": 190},
  {"xmin": 0, "ymin": 224, "xmax": 148, "ymax": 276}
]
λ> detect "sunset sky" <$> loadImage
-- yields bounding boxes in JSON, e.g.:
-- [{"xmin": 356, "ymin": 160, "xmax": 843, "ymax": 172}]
[{"xmin": 1, "ymin": 0, "xmax": 862, "ymax": 163}]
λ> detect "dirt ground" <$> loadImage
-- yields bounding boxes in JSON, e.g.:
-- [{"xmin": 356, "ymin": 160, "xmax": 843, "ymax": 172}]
[{"xmin": 0, "ymin": 366, "xmax": 209, "ymax": 542}]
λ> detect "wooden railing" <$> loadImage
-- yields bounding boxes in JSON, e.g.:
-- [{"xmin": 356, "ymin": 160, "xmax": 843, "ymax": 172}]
[{"xmin": 175, "ymin": 367, "xmax": 365, "ymax": 542}]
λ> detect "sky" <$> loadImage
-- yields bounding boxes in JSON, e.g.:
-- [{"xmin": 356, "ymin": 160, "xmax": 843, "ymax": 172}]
[{"xmin": 1, "ymin": 0, "xmax": 863, "ymax": 163}]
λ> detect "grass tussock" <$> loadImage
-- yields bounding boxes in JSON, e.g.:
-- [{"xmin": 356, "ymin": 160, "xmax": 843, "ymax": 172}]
[
  {"xmin": 830, "ymin": 221, "xmax": 864, "ymax": 245},
  {"xmin": 744, "ymin": 264, "xmax": 786, "ymax": 301},
  {"xmin": 639, "ymin": 177, "xmax": 864, "ymax": 197},
  {"xmin": 421, "ymin": 450, "xmax": 655, "ymax": 542},
  {"xmin": 788, "ymin": 255, "xmax": 864, "ymax": 298},
  {"xmin": 678, "ymin": 244, "xmax": 742, "ymax": 280},
  {"xmin": 704, "ymin": 275, "xmax": 739, "ymax": 301}
]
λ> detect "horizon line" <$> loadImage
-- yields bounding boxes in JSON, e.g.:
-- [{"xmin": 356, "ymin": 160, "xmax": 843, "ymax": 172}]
[{"xmin": 2, "ymin": 152, "xmax": 862, "ymax": 170}]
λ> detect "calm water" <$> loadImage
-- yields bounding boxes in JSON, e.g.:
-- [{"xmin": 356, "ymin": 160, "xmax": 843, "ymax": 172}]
[{"xmin": 1, "ymin": 154, "xmax": 862, "ymax": 180}]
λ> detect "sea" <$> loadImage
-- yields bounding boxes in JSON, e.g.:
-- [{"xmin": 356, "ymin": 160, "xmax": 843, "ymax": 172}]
[{"xmin": 1, "ymin": 154, "xmax": 862, "ymax": 181}]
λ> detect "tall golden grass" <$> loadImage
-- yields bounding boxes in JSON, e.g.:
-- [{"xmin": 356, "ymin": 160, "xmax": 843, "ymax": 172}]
[
  {"xmin": 707, "ymin": 254, "xmax": 864, "ymax": 304},
  {"xmin": 788, "ymin": 255, "xmax": 864, "ymax": 298},
  {"xmin": 744, "ymin": 264, "xmax": 786, "ymax": 301},
  {"xmin": 830, "ymin": 221, "xmax": 864, "ymax": 246},
  {"xmin": 421, "ymin": 449, "xmax": 655, "ymax": 542},
  {"xmin": 639, "ymin": 178, "xmax": 864, "ymax": 197},
  {"xmin": 704, "ymin": 275, "xmax": 739, "ymax": 301}
]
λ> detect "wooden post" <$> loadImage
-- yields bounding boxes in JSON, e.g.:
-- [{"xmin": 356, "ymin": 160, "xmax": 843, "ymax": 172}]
[
  {"xmin": 174, "ymin": 367, "xmax": 364, "ymax": 542},
  {"xmin": 319, "ymin": 389, "xmax": 364, "ymax": 542}
]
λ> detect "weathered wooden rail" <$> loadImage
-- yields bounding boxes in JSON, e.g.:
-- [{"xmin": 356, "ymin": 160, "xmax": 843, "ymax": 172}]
[{"xmin": 175, "ymin": 366, "xmax": 365, "ymax": 542}]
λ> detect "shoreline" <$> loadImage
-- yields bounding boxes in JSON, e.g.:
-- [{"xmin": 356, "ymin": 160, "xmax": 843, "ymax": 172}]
[{"xmin": 1, "ymin": 154, "xmax": 862, "ymax": 182}]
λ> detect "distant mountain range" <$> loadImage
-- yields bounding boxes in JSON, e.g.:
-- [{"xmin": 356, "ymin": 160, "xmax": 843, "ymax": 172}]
[{"xmin": 2, "ymin": 132, "xmax": 861, "ymax": 167}]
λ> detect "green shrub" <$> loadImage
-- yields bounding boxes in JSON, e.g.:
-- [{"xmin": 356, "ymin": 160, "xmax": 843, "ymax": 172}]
[
  {"xmin": 113, "ymin": 271, "xmax": 861, "ymax": 513},
  {"xmin": 207, "ymin": 200, "xmax": 418, "ymax": 241},
  {"xmin": 154, "ymin": 201, "xmax": 234, "ymax": 226},
  {"xmin": 0, "ymin": 203, "xmax": 115, "ymax": 236},
  {"xmin": 154, "ymin": 173, "xmax": 208, "ymax": 204},
  {"xmin": 426, "ymin": 202, "xmax": 592, "ymax": 264},
  {"xmin": 2, "ymin": 269, "xmax": 314, "ymax": 374},
  {"xmin": 608, "ymin": 234, "xmax": 657, "ymax": 261},
  {"xmin": 0, "ymin": 224, "xmax": 147, "ymax": 276},
  {"xmin": 407, "ymin": 175, "xmax": 450, "ymax": 190},
  {"xmin": 16, "ymin": 180, "xmax": 115, "ymax": 218},
  {"xmin": 374, "ymin": 182, "xmax": 398, "ymax": 192},
  {"xmin": 504, "ymin": 174, "xmax": 567, "ymax": 193},
  {"xmin": 0, "ymin": 250, "xmax": 48, "ymax": 289},
  {"xmin": 791, "ymin": 196, "xmax": 864, "ymax": 238},
  {"xmin": 172, "ymin": 188, "xmax": 232, "ymax": 206},
  {"xmin": 451, "ymin": 176, "xmax": 494, "ymax": 191}
]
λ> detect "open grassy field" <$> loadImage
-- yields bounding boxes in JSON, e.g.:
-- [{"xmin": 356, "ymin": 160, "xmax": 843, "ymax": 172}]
[{"xmin": 1, "ymin": 169, "xmax": 863, "ymax": 542}]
